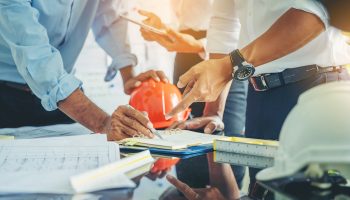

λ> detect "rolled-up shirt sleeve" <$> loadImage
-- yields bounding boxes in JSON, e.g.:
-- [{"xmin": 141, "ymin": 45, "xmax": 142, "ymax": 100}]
[
  {"xmin": 0, "ymin": 0, "xmax": 82, "ymax": 111},
  {"xmin": 207, "ymin": 0, "xmax": 241, "ymax": 54},
  {"xmin": 92, "ymin": 0, "xmax": 137, "ymax": 70},
  {"xmin": 291, "ymin": 0, "xmax": 329, "ymax": 29}
]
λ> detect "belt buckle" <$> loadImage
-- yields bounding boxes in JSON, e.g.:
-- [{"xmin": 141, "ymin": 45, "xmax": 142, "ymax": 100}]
[{"xmin": 250, "ymin": 75, "xmax": 269, "ymax": 92}]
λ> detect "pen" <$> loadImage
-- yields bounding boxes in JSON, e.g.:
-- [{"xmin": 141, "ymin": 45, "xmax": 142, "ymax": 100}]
[
  {"xmin": 150, "ymin": 128, "xmax": 164, "ymax": 140},
  {"xmin": 126, "ymin": 104, "xmax": 164, "ymax": 140}
]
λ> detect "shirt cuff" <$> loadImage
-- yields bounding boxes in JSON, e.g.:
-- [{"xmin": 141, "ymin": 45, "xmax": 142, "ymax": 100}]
[
  {"xmin": 41, "ymin": 73, "xmax": 82, "ymax": 111},
  {"xmin": 109, "ymin": 53, "xmax": 138, "ymax": 70},
  {"xmin": 292, "ymin": 0, "xmax": 329, "ymax": 28},
  {"xmin": 198, "ymin": 38, "xmax": 209, "ymax": 60}
]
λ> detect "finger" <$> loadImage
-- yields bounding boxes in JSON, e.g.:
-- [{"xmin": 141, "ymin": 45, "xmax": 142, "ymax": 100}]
[
  {"xmin": 185, "ymin": 119, "xmax": 206, "ymax": 130},
  {"xmin": 159, "ymin": 170, "xmax": 168, "ymax": 179},
  {"xmin": 124, "ymin": 79, "xmax": 142, "ymax": 95},
  {"xmin": 204, "ymin": 121, "xmax": 224, "ymax": 134},
  {"xmin": 177, "ymin": 67, "xmax": 197, "ymax": 88},
  {"xmin": 156, "ymin": 71, "xmax": 169, "ymax": 83},
  {"xmin": 119, "ymin": 116, "xmax": 153, "ymax": 138},
  {"xmin": 107, "ymin": 126, "xmax": 130, "ymax": 141},
  {"xmin": 166, "ymin": 175, "xmax": 199, "ymax": 200},
  {"xmin": 138, "ymin": 9, "xmax": 156, "ymax": 18},
  {"xmin": 183, "ymin": 80, "xmax": 196, "ymax": 97},
  {"xmin": 120, "ymin": 123, "xmax": 142, "ymax": 137},
  {"xmin": 157, "ymin": 35, "xmax": 175, "ymax": 49},
  {"xmin": 167, "ymin": 121, "xmax": 182, "ymax": 130},
  {"xmin": 138, "ymin": 70, "xmax": 160, "ymax": 82},
  {"xmin": 140, "ymin": 28, "xmax": 156, "ymax": 41},
  {"xmin": 165, "ymin": 90, "xmax": 198, "ymax": 119},
  {"xmin": 121, "ymin": 106, "xmax": 154, "ymax": 137},
  {"xmin": 149, "ymin": 70, "xmax": 161, "ymax": 82},
  {"xmin": 166, "ymin": 28, "xmax": 182, "ymax": 40}
]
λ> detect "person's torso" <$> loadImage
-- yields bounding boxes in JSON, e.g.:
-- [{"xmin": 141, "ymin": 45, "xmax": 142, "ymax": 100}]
[
  {"xmin": 236, "ymin": 0, "xmax": 350, "ymax": 75},
  {"xmin": 0, "ymin": 0, "xmax": 99, "ymax": 83},
  {"xmin": 175, "ymin": 0, "xmax": 213, "ymax": 31}
]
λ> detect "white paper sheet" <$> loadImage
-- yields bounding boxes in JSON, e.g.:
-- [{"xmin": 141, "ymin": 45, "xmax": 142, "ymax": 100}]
[
  {"xmin": 0, "ymin": 123, "xmax": 92, "ymax": 139},
  {"xmin": 0, "ymin": 135, "xmax": 126, "ymax": 194}
]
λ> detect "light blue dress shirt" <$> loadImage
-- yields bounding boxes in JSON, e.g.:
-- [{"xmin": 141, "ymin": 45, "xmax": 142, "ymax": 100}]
[{"xmin": 0, "ymin": 0, "xmax": 137, "ymax": 111}]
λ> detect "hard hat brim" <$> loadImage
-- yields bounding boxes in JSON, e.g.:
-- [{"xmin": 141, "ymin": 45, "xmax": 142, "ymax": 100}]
[{"xmin": 256, "ymin": 166, "xmax": 296, "ymax": 181}]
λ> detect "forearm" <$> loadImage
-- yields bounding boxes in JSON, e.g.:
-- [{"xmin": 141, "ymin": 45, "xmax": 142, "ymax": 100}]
[
  {"xmin": 203, "ymin": 54, "xmax": 232, "ymax": 118},
  {"xmin": 58, "ymin": 89, "xmax": 110, "ymax": 133},
  {"xmin": 119, "ymin": 65, "xmax": 135, "ymax": 84},
  {"xmin": 240, "ymin": 8, "xmax": 325, "ymax": 67},
  {"xmin": 207, "ymin": 153, "xmax": 240, "ymax": 199}
]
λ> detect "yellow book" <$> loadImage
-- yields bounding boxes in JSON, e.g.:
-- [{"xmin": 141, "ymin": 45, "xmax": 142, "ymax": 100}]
[{"xmin": 0, "ymin": 135, "xmax": 14, "ymax": 140}]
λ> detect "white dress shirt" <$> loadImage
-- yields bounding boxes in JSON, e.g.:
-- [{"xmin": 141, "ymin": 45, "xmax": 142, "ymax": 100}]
[
  {"xmin": 171, "ymin": 0, "xmax": 213, "ymax": 31},
  {"xmin": 207, "ymin": 0, "xmax": 350, "ymax": 76}
]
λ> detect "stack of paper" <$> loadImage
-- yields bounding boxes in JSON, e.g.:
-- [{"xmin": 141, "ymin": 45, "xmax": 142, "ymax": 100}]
[
  {"xmin": 119, "ymin": 130, "xmax": 226, "ymax": 150},
  {"xmin": 0, "ymin": 134, "xmax": 154, "ymax": 194}
]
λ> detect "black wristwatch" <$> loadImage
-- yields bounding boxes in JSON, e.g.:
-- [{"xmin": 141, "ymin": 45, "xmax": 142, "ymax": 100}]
[{"xmin": 229, "ymin": 49, "xmax": 255, "ymax": 81}]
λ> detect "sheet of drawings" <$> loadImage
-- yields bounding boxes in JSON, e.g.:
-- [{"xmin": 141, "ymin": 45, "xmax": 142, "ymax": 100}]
[{"xmin": 0, "ymin": 135, "xmax": 119, "ymax": 173}]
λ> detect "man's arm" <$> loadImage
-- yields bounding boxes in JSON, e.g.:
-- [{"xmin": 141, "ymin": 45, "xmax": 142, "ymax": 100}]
[
  {"xmin": 240, "ymin": 8, "xmax": 325, "ymax": 67},
  {"xmin": 58, "ymin": 89, "xmax": 109, "ymax": 133},
  {"xmin": 0, "ymin": 1, "xmax": 153, "ymax": 140},
  {"xmin": 167, "ymin": 7, "xmax": 326, "ymax": 117}
]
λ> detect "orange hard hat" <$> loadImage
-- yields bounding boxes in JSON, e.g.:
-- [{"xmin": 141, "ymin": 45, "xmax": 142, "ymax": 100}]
[{"xmin": 129, "ymin": 79, "xmax": 190, "ymax": 129}]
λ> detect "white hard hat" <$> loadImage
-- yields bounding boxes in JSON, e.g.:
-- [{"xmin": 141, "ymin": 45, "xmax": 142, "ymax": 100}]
[{"xmin": 257, "ymin": 81, "xmax": 350, "ymax": 181}]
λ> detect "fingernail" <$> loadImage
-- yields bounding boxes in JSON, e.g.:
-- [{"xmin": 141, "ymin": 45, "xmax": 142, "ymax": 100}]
[
  {"xmin": 163, "ymin": 78, "xmax": 169, "ymax": 83},
  {"xmin": 166, "ymin": 175, "xmax": 174, "ymax": 180},
  {"xmin": 204, "ymin": 128, "xmax": 211, "ymax": 134},
  {"xmin": 135, "ymin": 81, "xmax": 141, "ymax": 87},
  {"xmin": 177, "ymin": 81, "xmax": 185, "ymax": 88},
  {"xmin": 155, "ymin": 77, "xmax": 160, "ymax": 82},
  {"xmin": 147, "ymin": 122, "xmax": 154, "ymax": 129}
]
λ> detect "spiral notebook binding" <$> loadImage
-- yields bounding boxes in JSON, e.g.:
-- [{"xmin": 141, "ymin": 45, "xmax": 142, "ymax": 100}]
[{"xmin": 131, "ymin": 129, "xmax": 181, "ymax": 139}]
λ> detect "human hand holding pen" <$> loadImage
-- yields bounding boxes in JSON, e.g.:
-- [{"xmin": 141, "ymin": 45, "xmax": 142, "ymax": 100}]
[{"xmin": 126, "ymin": 105, "xmax": 164, "ymax": 140}]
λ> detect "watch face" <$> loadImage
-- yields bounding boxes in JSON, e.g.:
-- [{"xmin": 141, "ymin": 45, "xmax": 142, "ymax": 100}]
[{"xmin": 234, "ymin": 65, "xmax": 255, "ymax": 81}]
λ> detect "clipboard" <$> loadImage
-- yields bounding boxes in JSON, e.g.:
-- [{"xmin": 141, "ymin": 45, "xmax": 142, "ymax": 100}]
[{"xmin": 120, "ymin": 14, "xmax": 175, "ymax": 42}]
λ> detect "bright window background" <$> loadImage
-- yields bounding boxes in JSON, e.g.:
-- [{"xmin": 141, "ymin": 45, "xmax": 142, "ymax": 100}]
[{"xmin": 75, "ymin": 0, "xmax": 175, "ymax": 114}]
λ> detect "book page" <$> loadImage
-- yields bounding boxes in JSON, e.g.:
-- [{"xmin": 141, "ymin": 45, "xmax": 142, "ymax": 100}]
[{"xmin": 121, "ymin": 130, "xmax": 226, "ymax": 149}]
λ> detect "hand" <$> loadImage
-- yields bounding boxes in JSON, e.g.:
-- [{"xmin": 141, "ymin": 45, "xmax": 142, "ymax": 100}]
[
  {"xmin": 147, "ymin": 167, "xmax": 171, "ymax": 181},
  {"xmin": 166, "ymin": 175, "xmax": 227, "ymax": 200},
  {"xmin": 154, "ymin": 28, "xmax": 204, "ymax": 53},
  {"xmin": 166, "ymin": 57, "xmax": 233, "ymax": 119},
  {"xmin": 168, "ymin": 115, "xmax": 224, "ymax": 134},
  {"xmin": 105, "ymin": 105, "xmax": 155, "ymax": 141},
  {"xmin": 124, "ymin": 69, "xmax": 169, "ymax": 95},
  {"xmin": 138, "ymin": 9, "xmax": 167, "ymax": 41}
]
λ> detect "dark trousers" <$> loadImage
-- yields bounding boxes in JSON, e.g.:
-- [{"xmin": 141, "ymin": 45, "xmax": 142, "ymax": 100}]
[
  {"xmin": 0, "ymin": 83, "xmax": 74, "ymax": 128},
  {"xmin": 246, "ymin": 68, "xmax": 350, "ymax": 192}
]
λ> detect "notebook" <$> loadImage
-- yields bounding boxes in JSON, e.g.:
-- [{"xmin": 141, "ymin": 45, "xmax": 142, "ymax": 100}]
[{"xmin": 118, "ymin": 129, "xmax": 226, "ymax": 150}]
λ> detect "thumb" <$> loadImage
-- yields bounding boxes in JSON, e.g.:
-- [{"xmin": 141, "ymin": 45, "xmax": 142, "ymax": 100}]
[
  {"xmin": 204, "ymin": 121, "xmax": 224, "ymax": 134},
  {"xmin": 138, "ymin": 9, "xmax": 154, "ymax": 18},
  {"xmin": 124, "ymin": 79, "xmax": 141, "ymax": 94},
  {"xmin": 166, "ymin": 28, "xmax": 182, "ymax": 39}
]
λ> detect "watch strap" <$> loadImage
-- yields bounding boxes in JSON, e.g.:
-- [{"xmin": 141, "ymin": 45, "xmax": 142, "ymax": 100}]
[{"xmin": 229, "ymin": 49, "xmax": 245, "ymax": 68}]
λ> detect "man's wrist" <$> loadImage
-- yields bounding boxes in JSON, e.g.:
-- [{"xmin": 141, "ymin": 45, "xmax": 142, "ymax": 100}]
[
  {"xmin": 220, "ymin": 56, "xmax": 234, "ymax": 81},
  {"xmin": 119, "ymin": 65, "xmax": 135, "ymax": 84},
  {"xmin": 101, "ymin": 115, "xmax": 112, "ymax": 134}
]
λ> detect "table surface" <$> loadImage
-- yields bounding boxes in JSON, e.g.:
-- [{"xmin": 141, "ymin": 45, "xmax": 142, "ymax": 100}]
[{"xmin": 1, "ymin": 151, "xmax": 350, "ymax": 200}]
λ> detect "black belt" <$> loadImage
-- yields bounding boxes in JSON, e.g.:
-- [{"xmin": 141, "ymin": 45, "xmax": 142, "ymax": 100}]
[
  {"xmin": 0, "ymin": 81, "xmax": 31, "ymax": 92},
  {"xmin": 249, "ymin": 65, "xmax": 343, "ymax": 91}
]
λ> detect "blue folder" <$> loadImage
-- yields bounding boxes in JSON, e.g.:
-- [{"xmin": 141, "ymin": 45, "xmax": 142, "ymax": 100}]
[{"xmin": 120, "ymin": 144, "xmax": 213, "ymax": 158}]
